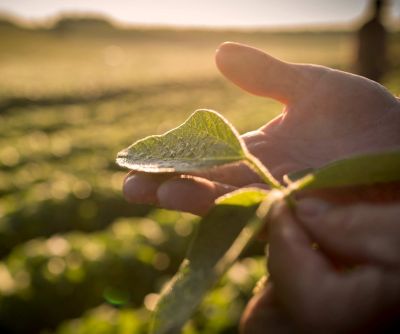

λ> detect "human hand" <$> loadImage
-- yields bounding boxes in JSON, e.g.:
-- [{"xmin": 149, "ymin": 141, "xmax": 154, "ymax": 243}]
[
  {"xmin": 242, "ymin": 200, "xmax": 400, "ymax": 333},
  {"xmin": 123, "ymin": 42, "xmax": 400, "ymax": 215}
]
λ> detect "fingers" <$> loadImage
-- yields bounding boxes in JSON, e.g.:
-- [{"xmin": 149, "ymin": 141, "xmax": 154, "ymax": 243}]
[
  {"xmin": 122, "ymin": 130, "xmax": 276, "ymax": 214},
  {"xmin": 332, "ymin": 267, "xmax": 400, "ymax": 332},
  {"xmin": 215, "ymin": 42, "xmax": 327, "ymax": 105},
  {"xmin": 123, "ymin": 173, "xmax": 236, "ymax": 215},
  {"xmin": 267, "ymin": 202, "xmax": 332, "ymax": 327},
  {"xmin": 240, "ymin": 282, "xmax": 296, "ymax": 334},
  {"xmin": 297, "ymin": 199, "xmax": 400, "ymax": 268},
  {"xmin": 123, "ymin": 172, "xmax": 170, "ymax": 205},
  {"xmin": 192, "ymin": 161, "xmax": 260, "ymax": 187},
  {"xmin": 157, "ymin": 176, "xmax": 235, "ymax": 215},
  {"xmin": 268, "ymin": 202, "xmax": 400, "ymax": 332}
]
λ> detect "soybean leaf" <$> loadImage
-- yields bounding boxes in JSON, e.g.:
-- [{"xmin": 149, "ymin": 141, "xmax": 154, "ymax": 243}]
[
  {"xmin": 287, "ymin": 149, "xmax": 400, "ymax": 192},
  {"xmin": 150, "ymin": 188, "xmax": 270, "ymax": 334},
  {"xmin": 116, "ymin": 109, "xmax": 248, "ymax": 173},
  {"xmin": 217, "ymin": 189, "xmax": 284, "ymax": 272}
]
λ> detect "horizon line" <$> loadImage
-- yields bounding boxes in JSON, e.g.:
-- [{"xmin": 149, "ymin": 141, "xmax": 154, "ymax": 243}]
[{"xmin": 1, "ymin": 9, "xmax": 399, "ymax": 32}]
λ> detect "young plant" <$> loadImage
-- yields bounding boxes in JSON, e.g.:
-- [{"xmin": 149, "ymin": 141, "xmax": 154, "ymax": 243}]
[{"xmin": 117, "ymin": 109, "xmax": 400, "ymax": 334}]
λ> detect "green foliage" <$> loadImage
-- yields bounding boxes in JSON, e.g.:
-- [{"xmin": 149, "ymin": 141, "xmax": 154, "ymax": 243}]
[
  {"xmin": 57, "ymin": 305, "xmax": 149, "ymax": 334},
  {"xmin": 117, "ymin": 109, "xmax": 400, "ymax": 333},
  {"xmin": 117, "ymin": 109, "xmax": 280, "ymax": 188},
  {"xmin": 56, "ymin": 257, "xmax": 265, "ymax": 334},
  {"xmin": 286, "ymin": 150, "xmax": 400, "ymax": 190},
  {"xmin": 117, "ymin": 109, "xmax": 247, "ymax": 173},
  {"xmin": 151, "ymin": 189, "xmax": 267, "ymax": 333},
  {"xmin": 0, "ymin": 192, "xmax": 150, "ymax": 257},
  {"xmin": 0, "ymin": 211, "xmax": 195, "ymax": 332},
  {"xmin": 1, "ymin": 24, "xmax": 399, "ymax": 334}
]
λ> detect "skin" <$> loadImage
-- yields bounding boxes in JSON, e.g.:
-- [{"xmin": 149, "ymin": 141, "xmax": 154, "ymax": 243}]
[
  {"xmin": 123, "ymin": 42, "xmax": 400, "ymax": 332},
  {"xmin": 124, "ymin": 42, "xmax": 400, "ymax": 215},
  {"xmin": 241, "ymin": 199, "xmax": 400, "ymax": 333}
]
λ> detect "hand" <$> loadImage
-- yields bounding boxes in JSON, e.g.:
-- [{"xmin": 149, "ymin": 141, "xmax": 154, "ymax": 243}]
[
  {"xmin": 123, "ymin": 42, "xmax": 400, "ymax": 215},
  {"xmin": 242, "ymin": 200, "xmax": 400, "ymax": 333}
]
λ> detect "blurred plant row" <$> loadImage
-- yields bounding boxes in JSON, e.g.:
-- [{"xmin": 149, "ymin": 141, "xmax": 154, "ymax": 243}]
[
  {"xmin": 1, "ymin": 23, "xmax": 399, "ymax": 333},
  {"xmin": 0, "ymin": 206, "xmax": 265, "ymax": 333},
  {"xmin": 0, "ymin": 36, "xmax": 271, "ymax": 332}
]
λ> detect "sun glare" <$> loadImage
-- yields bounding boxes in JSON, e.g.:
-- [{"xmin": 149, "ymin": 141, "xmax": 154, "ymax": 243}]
[{"xmin": 1, "ymin": 0, "xmax": 399, "ymax": 28}]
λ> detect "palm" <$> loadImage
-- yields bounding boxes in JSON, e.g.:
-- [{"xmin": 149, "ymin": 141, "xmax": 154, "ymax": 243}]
[
  {"xmin": 123, "ymin": 42, "xmax": 400, "ymax": 214},
  {"xmin": 244, "ymin": 68, "xmax": 400, "ymax": 179}
]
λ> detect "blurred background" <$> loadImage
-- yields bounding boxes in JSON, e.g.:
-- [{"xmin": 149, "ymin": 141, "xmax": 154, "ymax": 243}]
[{"xmin": 0, "ymin": 1, "xmax": 399, "ymax": 333}]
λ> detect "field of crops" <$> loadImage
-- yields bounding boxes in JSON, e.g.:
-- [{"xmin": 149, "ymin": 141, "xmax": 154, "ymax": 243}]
[{"xmin": 1, "ymin": 20, "xmax": 399, "ymax": 333}]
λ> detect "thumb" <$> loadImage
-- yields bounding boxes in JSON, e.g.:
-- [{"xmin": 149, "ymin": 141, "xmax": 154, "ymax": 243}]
[{"xmin": 215, "ymin": 42, "xmax": 328, "ymax": 105}]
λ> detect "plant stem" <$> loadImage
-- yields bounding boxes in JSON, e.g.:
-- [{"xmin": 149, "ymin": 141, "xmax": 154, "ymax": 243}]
[
  {"xmin": 245, "ymin": 154, "xmax": 282, "ymax": 190},
  {"xmin": 246, "ymin": 154, "xmax": 296, "ymax": 209}
]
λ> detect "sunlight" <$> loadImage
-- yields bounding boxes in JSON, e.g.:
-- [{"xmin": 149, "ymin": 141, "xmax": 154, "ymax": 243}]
[{"xmin": 1, "ymin": 0, "xmax": 399, "ymax": 28}]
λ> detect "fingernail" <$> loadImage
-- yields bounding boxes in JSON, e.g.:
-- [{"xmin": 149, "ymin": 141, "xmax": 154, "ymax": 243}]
[
  {"xmin": 123, "ymin": 173, "xmax": 161, "ymax": 204},
  {"xmin": 122, "ymin": 174, "xmax": 138, "ymax": 200},
  {"xmin": 124, "ymin": 173, "xmax": 136, "ymax": 186},
  {"xmin": 296, "ymin": 198, "xmax": 332, "ymax": 223}
]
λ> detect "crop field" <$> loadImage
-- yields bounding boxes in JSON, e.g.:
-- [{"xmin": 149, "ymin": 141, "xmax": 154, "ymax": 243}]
[{"xmin": 0, "ymin": 21, "xmax": 399, "ymax": 333}]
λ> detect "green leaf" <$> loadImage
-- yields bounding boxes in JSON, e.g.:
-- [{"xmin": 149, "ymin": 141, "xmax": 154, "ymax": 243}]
[
  {"xmin": 116, "ymin": 109, "xmax": 248, "ymax": 173},
  {"xmin": 150, "ymin": 188, "xmax": 269, "ymax": 334},
  {"xmin": 288, "ymin": 149, "xmax": 400, "ymax": 192}
]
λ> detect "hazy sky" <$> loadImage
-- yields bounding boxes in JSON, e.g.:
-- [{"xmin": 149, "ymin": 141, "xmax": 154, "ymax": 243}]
[{"xmin": 1, "ymin": 0, "xmax": 400, "ymax": 28}]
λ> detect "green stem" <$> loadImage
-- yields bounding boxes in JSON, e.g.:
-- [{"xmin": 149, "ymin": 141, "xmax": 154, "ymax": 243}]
[
  {"xmin": 245, "ymin": 154, "xmax": 282, "ymax": 190},
  {"xmin": 282, "ymin": 187, "xmax": 297, "ymax": 211},
  {"xmin": 245, "ymin": 154, "xmax": 296, "ymax": 208}
]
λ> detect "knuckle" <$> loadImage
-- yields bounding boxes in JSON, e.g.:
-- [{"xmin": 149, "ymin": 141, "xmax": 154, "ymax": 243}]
[{"xmin": 326, "ymin": 204, "xmax": 367, "ymax": 233}]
